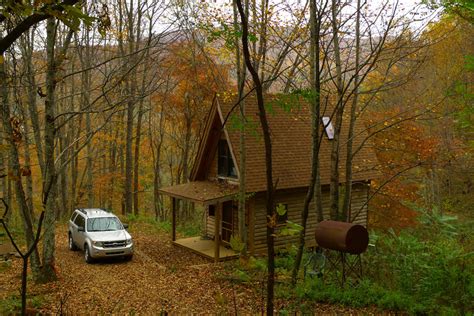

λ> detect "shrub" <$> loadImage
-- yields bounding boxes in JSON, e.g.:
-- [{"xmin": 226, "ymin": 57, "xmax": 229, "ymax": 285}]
[
  {"xmin": 364, "ymin": 210, "xmax": 474, "ymax": 314},
  {"xmin": 274, "ymin": 208, "xmax": 474, "ymax": 314}
]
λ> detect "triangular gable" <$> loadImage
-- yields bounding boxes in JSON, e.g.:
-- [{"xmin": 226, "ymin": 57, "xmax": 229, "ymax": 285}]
[{"xmin": 190, "ymin": 95, "xmax": 240, "ymax": 181}]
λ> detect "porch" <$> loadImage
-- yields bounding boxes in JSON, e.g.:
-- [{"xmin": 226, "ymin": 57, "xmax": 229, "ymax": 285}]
[
  {"xmin": 158, "ymin": 180, "xmax": 240, "ymax": 262},
  {"xmin": 173, "ymin": 236, "xmax": 237, "ymax": 260}
]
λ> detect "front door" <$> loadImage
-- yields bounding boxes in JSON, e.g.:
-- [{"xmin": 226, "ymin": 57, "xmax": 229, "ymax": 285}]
[{"xmin": 221, "ymin": 201, "xmax": 235, "ymax": 243}]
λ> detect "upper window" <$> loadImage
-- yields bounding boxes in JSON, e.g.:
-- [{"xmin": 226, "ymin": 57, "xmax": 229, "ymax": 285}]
[
  {"xmin": 218, "ymin": 139, "xmax": 237, "ymax": 178},
  {"xmin": 322, "ymin": 117, "xmax": 335, "ymax": 140}
]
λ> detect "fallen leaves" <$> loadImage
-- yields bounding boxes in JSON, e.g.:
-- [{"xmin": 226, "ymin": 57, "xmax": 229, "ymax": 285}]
[{"xmin": 1, "ymin": 223, "xmax": 380, "ymax": 314}]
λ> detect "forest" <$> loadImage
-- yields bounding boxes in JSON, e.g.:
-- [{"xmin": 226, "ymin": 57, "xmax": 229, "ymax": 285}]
[{"xmin": 0, "ymin": 0, "xmax": 473, "ymax": 314}]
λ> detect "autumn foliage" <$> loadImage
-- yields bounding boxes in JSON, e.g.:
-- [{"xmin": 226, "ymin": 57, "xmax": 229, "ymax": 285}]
[{"xmin": 366, "ymin": 16, "xmax": 474, "ymax": 229}]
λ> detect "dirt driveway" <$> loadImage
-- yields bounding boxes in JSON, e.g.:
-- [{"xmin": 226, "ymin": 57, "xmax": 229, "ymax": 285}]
[
  {"xmin": 1, "ymin": 223, "xmax": 265, "ymax": 314},
  {"xmin": 0, "ymin": 223, "xmax": 374, "ymax": 314}
]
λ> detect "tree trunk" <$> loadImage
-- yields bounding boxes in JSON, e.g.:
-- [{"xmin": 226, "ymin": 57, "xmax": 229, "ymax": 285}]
[
  {"xmin": 342, "ymin": 0, "xmax": 362, "ymax": 221},
  {"xmin": 21, "ymin": 107, "xmax": 35, "ymax": 220},
  {"xmin": 182, "ymin": 97, "xmax": 192, "ymax": 185},
  {"xmin": 233, "ymin": 0, "xmax": 248, "ymax": 251},
  {"xmin": 236, "ymin": 1, "xmax": 275, "ymax": 313},
  {"xmin": 86, "ymin": 110, "xmax": 93, "ymax": 207},
  {"xmin": 23, "ymin": 29, "xmax": 45, "ymax": 176},
  {"xmin": 123, "ymin": 0, "xmax": 139, "ymax": 215},
  {"xmin": 151, "ymin": 101, "xmax": 165, "ymax": 221},
  {"xmin": 0, "ymin": 53, "xmax": 42, "ymax": 281},
  {"xmin": 40, "ymin": 17, "xmax": 58, "ymax": 283},
  {"xmin": 109, "ymin": 128, "xmax": 118, "ymax": 210},
  {"xmin": 132, "ymin": 4, "xmax": 146, "ymax": 216},
  {"xmin": 133, "ymin": 100, "xmax": 144, "ymax": 215},
  {"xmin": 292, "ymin": 0, "xmax": 323, "ymax": 284},
  {"xmin": 0, "ymin": 131, "xmax": 6, "ymax": 223},
  {"xmin": 329, "ymin": 0, "xmax": 344, "ymax": 220},
  {"xmin": 125, "ymin": 98, "xmax": 134, "ymax": 215}
]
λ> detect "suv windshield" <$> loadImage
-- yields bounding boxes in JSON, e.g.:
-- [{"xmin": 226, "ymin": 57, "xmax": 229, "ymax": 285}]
[{"xmin": 87, "ymin": 217, "xmax": 122, "ymax": 232}]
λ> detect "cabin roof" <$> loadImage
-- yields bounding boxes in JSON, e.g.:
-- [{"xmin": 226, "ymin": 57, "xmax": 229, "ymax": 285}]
[
  {"xmin": 192, "ymin": 93, "xmax": 379, "ymax": 193},
  {"xmin": 158, "ymin": 180, "xmax": 239, "ymax": 205}
]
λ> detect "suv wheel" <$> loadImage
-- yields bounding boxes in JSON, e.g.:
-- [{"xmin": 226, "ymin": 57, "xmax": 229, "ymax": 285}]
[
  {"xmin": 68, "ymin": 233, "xmax": 77, "ymax": 251},
  {"xmin": 84, "ymin": 245, "xmax": 94, "ymax": 264}
]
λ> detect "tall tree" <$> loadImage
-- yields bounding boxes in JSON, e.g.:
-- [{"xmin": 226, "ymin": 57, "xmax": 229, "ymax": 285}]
[
  {"xmin": 40, "ymin": 17, "xmax": 60, "ymax": 282},
  {"xmin": 233, "ymin": 0, "xmax": 248, "ymax": 251},
  {"xmin": 342, "ymin": 0, "xmax": 362, "ymax": 220},
  {"xmin": 236, "ymin": 0, "xmax": 276, "ymax": 313},
  {"xmin": 0, "ymin": 51, "xmax": 42, "ymax": 281},
  {"xmin": 292, "ymin": 0, "xmax": 327, "ymax": 284}
]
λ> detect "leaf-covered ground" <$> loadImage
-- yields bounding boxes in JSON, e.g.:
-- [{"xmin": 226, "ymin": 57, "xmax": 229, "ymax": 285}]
[{"xmin": 1, "ymin": 223, "xmax": 378, "ymax": 314}]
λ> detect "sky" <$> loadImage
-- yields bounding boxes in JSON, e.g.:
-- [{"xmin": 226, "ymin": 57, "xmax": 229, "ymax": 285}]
[{"xmin": 199, "ymin": 0, "xmax": 440, "ymax": 34}]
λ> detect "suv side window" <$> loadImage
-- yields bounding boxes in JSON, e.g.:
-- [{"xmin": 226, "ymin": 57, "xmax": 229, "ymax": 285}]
[
  {"xmin": 74, "ymin": 214, "xmax": 85, "ymax": 228},
  {"xmin": 70, "ymin": 212, "xmax": 78, "ymax": 222}
]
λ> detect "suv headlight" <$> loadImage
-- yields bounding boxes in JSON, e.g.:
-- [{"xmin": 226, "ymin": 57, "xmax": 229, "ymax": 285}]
[
  {"xmin": 126, "ymin": 238, "xmax": 132, "ymax": 245},
  {"xmin": 93, "ymin": 241, "xmax": 103, "ymax": 247}
]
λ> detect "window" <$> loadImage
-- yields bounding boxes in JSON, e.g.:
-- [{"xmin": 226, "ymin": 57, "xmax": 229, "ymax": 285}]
[
  {"xmin": 322, "ymin": 116, "xmax": 335, "ymax": 140},
  {"xmin": 218, "ymin": 139, "xmax": 237, "ymax": 178},
  {"xmin": 74, "ymin": 214, "xmax": 85, "ymax": 229},
  {"xmin": 70, "ymin": 212, "xmax": 78, "ymax": 222},
  {"xmin": 276, "ymin": 203, "xmax": 288, "ymax": 225},
  {"xmin": 208, "ymin": 205, "xmax": 215, "ymax": 217},
  {"xmin": 87, "ymin": 217, "xmax": 122, "ymax": 232}
]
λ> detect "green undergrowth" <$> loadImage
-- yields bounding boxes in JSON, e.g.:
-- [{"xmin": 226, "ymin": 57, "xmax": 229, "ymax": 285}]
[
  {"xmin": 0, "ymin": 294, "xmax": 45, "ymax": 315},
  {"xmin": 228, "ymin": 209, "xmax": 474, "ymax": 314},
  {"xmin": 0, "ymin": 259, "xmax": 12, "ymax": 273},
  {"xmin": 124, "ymin": 213, "xmax": 201, "ymax": 237}
]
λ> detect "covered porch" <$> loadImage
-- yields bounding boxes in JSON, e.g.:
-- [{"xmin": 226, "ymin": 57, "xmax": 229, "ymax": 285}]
[
  {"xmin": 158, "ymin": 181, "xmax": 240, "ymax": 262},
  {"xmin": 174, "ymin": 237, "xmax": 237, "ymax": 260}
]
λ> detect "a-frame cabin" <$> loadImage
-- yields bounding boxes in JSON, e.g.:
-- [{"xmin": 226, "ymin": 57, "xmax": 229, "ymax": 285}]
[{"xmin": 159, "ymin": 93, "xmax": 379, "ymax": 261}]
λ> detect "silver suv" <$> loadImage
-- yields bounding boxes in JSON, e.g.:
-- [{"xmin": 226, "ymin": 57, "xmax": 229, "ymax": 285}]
[{"xmin": 68, "ymin": 208, "xmax": 133, "ymax": 263}]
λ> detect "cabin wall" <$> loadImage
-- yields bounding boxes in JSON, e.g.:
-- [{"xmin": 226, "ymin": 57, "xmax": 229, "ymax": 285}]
[
  {"xmin": 350, "ymin": 183, "xmax": 369, "ymax": 226},
  {"xmin": 250, "ymin": 184, "xmax": 369, "ymax": 255},
  {"xmin": 205, "ymin": 202, "xmax": 239, "ymax": 242},
  {"xmin": 203, "ymin": 183, "xmax": 369, "ymax": 253},
  {"xmin": 206, "ymin": 208, "xmax": 215, "ymax": 238}
]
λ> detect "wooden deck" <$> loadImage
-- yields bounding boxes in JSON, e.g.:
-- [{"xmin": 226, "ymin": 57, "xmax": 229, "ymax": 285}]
[{"xmin": 173, "ymin": 237, "xmax": 238, "ymax": 261}]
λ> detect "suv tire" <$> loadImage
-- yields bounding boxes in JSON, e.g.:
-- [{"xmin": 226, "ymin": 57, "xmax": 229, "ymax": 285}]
[
  {"xmin": 84, "ymin": 245, "xmax": 94, "ymax": 264},
  {"xmin": 68, "ymin": 233, "xmax": 78, "ymax": 251}
]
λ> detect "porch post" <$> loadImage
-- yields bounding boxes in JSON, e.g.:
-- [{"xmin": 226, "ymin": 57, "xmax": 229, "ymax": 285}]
[
  {"xmin": 172, "ymin": 197, "xmax": 176, "ymax": 242},
  {"xmin": 214, "ymin": 202, "xmax": 222, "ymax": 262}
]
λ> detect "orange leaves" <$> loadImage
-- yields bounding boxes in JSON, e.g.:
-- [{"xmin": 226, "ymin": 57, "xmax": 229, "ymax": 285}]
[{"xmin": 366, "ymin": 107, "xmax": 443, "ymax": 228}]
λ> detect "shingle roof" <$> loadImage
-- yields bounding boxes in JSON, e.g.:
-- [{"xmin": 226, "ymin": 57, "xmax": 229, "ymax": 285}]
[
  {"xmin": 158, "ymin": 180, "xmax": 239, "ymax": 205},
  {"xmin": 215, "ymin": 93, "xmax": 379, "ymax": 193}
]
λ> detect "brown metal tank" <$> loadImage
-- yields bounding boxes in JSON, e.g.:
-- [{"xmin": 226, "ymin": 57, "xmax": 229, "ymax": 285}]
[{"xmin": 315, "ymin": 220, "xmax": 369, "ymax": 254}]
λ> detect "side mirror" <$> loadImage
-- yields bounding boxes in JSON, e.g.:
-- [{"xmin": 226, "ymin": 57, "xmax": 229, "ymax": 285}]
[
  {"xmin": 78, "ymin": 226, "xmax": 84, "ymax": 232},
  {"xmin": 123, "ymin": 223, "xmax": 129, "ymax": 229}
]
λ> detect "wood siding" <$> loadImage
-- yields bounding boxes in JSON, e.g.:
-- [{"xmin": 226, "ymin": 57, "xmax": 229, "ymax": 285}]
[
  {"xmin": 205, "ymin": 202, "xmax": 238, "ymax": 243},
  {"xmin": 206, "ymin": 208, "xmax": 216, "ymax": 238},
  {"xmin": 204, "ymin": 183, "xmax": 369, "ymax": 254},
  {"xmin": 250, "ymin": 184, "xmax": 369, "ymax": 255}
]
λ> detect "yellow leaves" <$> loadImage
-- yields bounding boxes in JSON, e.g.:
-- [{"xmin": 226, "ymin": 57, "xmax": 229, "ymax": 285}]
[
  {"xmin": 267, "ymin": 213, "xmax": 277, "ymax": 229},
  {"xmin": 0, "ymin": 55, "xmax": 3, "ymax": 64}
]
